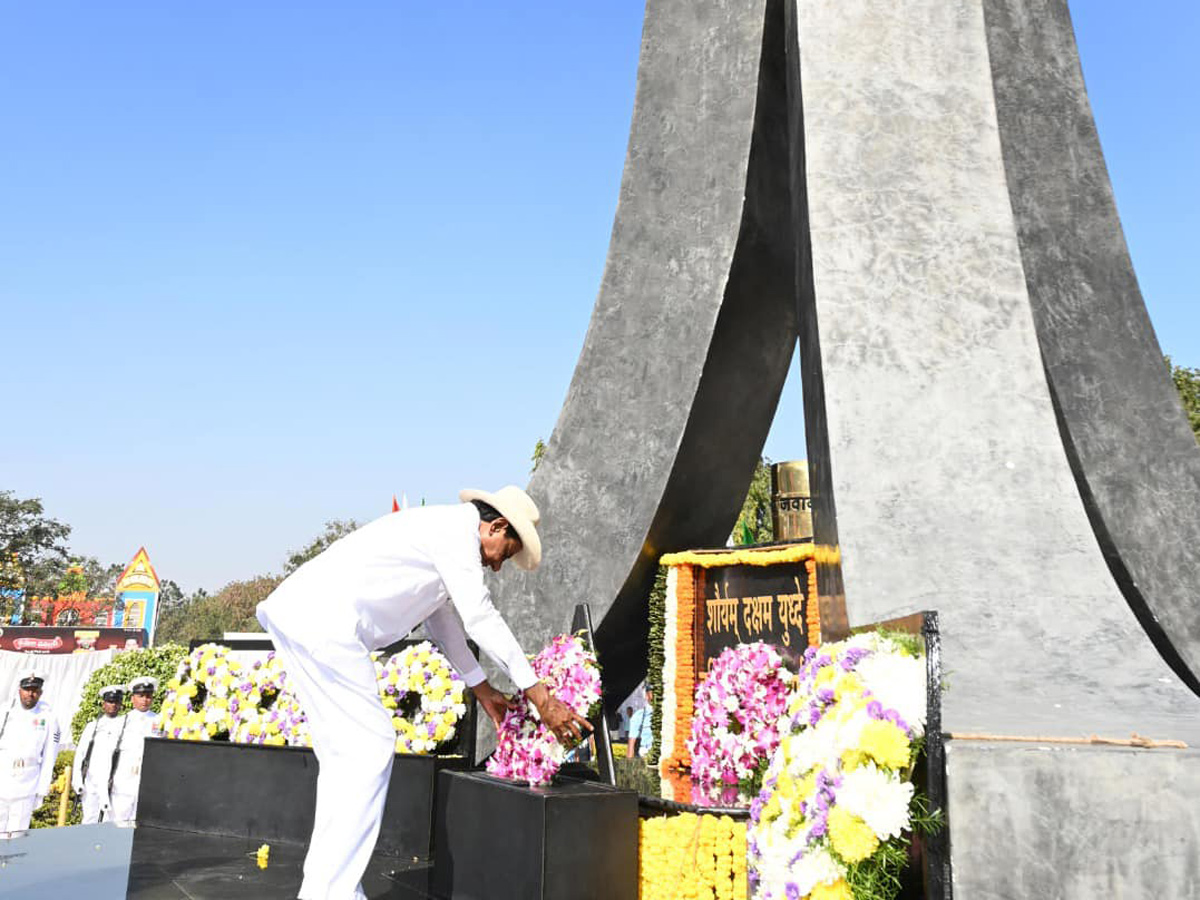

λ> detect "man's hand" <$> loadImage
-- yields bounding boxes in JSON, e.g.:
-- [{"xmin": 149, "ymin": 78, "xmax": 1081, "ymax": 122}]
[
  {"xmin": 471, "ymin": 680, "xmax": 517, "ymax": 728},
  {"xmin": 524, "ymin": 682, "xmax": 594, "ymax": 747}
]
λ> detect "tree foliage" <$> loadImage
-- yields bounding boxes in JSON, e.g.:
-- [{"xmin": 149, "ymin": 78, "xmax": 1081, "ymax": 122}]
[
  {"xmin": 154, "ymin": 575, "xmax": 279, "ymax": 646},
  {"xmin": 284, "ymin": 519, "xmax": 360, "ymax": 575},
  {"xmin": 1168, "ymin": 356, "xmax": 1200, "ymax": 443},
  {"xmin": 31, "ymin": 750, "xmax": 79, "ymax": 829},
  {"xmin": 0, "ymin": 490, "xmax": 71, "ymax": 600},
  {"xmin": 732, "ymin": 457, "xmax": 774, "ymax": 545}
]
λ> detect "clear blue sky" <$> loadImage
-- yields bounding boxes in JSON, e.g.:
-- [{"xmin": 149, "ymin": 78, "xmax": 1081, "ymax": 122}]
[{"xmin": 1, "ymin": 2, "xmax": 1194, "ymax": 593}]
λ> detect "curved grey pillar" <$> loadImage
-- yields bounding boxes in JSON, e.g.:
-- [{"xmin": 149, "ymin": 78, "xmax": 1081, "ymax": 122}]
[
  {"xmin": 982, "ymin": 0, "xmax": 1200, "ymax": 694},
  {"xmin": 793, "ymin": 0, "xmax": 1200, "ymax": 737},
  {"xmin": 493, "ymin": 0, "xmax": 798, "ymax": 707},
  {"xmin": 792, "ymin": 0, "xmax": 1200, "ymax": 895}
]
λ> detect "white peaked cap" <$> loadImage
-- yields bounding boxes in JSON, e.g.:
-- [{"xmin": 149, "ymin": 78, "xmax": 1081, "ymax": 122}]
[{"xmin": 17, "ymin": 666, "xmax": 47, "ymax": 684}]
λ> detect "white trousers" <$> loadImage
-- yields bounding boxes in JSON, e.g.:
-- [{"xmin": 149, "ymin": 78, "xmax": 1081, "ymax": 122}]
[
  {"xmin": 110, "ymin": 790, "xmax": 137, "ymax": 825},
  {"xmin": 261, "ymin": 612, "xmax": 395, "ymax": 900},
  {"xmin": 0, "ymin": 795, "xmax": 35, "ymax": 833},
  {"xmin": 81, "ymin": 789, "xmax": 110, "ymax": 824}
]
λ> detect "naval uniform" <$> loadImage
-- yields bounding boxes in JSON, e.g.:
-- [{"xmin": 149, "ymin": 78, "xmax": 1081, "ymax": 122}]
[
  {"xmin": 109, "ymin": 708, "xmax": 159, "ymax": 824},
  {"xmin": 72, "ymin": 713, "xmax": 125, "ymax": 824},
  {"xmin": 0, "ymin": 699, "xmax": 58, "ymax": 833},
  {"xmin": 257, "ymin": 502, "xmax": 539, "ymax": 900}
]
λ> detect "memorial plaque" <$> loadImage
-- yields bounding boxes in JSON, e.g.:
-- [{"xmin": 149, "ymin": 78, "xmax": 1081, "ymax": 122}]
[{"xmin": 698, "ymin": 557, "xmax": 811, "ymax": 669}]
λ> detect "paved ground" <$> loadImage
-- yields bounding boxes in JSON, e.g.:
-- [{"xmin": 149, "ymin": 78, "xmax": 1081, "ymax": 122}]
[{"xmin": 0, "ymin": 824, "xmax": 439, "ymax": 899}]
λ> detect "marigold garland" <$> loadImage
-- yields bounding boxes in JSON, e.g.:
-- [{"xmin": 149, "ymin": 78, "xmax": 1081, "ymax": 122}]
[
  {"xmin": 661, "ymin": 563, "xmax": 696, "ymax": 774},
  {"xmin": 806, "ymin": 559, "xmax": 820, "ymax": 647},
  {"xmin": 660, "ymin": 545, "xmax": 816, "ymax": 569},
  {"xmin": 639, "ymin": 813, "xmax": 748, "ymax": 900}
]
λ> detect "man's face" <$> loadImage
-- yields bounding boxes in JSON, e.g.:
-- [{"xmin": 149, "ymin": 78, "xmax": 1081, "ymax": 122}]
[
  {"xmin": 131, "ymin": 691, "xmax": 153, "ymax": 712},
  {"xmin": 479, "ymin": 519, "xmax": 522, "ymax": 572},
  {"xmin": 18, "ymin": 685, "xmax": 41, "ymax": 710},
  {"xmin": 102, "ymin": 697, "xmax": 121, "ymax": 717}
]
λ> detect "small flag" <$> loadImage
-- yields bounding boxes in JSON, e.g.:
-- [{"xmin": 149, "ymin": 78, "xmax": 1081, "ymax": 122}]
[
  {"xmin": 402, "ymin": 493, "xmax": 409, "ymax": 510},
  {"xmin": 391, "ymin": 496, "xmax": 400, "ymax": 513}
]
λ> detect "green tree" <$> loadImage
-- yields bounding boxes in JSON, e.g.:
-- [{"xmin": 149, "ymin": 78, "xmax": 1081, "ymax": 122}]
[
  {"xmin": 732, "ymin": 457, "xmax": 774, "ymax": 545},
  {"xmin": 1167, "ymin": 356, "xmax": 1200, "ymax": 443},
  {"xmin": 154, "ymin": 576, "xmax": 278, "ymax": 645},
  {"xmin": 158, "ymin": 578, "xmax": 185, "ymax": 610},
  {"xmin": 531, "ymin": 438, "xmax": 547, "ymax": 472},
  {"xmin": 0, "ymin": 490, "xmax": 71, "ymax": 599},
  {"xmin": 284, "ymin": 519, "xmax": 360, "ymax": 575}
]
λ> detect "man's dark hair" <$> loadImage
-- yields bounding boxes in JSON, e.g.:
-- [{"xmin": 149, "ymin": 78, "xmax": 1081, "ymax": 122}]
[{"xmin": 470, "ymin": 500, "xmax": 520, "ymax": 540}]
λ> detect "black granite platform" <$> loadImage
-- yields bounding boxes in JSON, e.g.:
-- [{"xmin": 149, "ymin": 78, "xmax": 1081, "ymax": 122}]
[{"xmin": 0, "ymin": 824, "xmax": 440, "ymax": 899}]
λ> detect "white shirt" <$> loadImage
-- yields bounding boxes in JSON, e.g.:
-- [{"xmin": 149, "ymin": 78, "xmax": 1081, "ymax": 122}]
[
  {"xmin": 258, "ymin": 503, "xmax": 538, "ymax": 691},
  {"xmin": 0, "ymin": 699, "xmax": 58, "ymax": 801},
  {"xmin": 111, "ymin": 709, "xmax": 159, "ymax": 795},
  {"xmin": 72, "ymin": 714, "xmax": 125, "ymax": 797}
]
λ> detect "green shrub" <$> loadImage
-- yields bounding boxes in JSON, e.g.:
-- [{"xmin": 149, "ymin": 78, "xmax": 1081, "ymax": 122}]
[
  {"xmin": 70, "ymin": 644, "xmax": 188, "ymax": 742},
  {"xmin": 31, "ymin": 749, "xmax": 80, "ymax": 829}
]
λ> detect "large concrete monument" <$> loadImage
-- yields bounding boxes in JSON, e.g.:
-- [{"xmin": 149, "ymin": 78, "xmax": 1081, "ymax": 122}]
[{"xmin": 495, "ymin": 1, "xmax": 1200, "ymax": 895}]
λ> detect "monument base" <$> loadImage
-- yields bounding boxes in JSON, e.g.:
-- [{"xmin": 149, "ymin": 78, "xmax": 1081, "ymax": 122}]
[
  {"xmin": 432, "ymin": 771, "xmax": 638, "ymax": 900},
  {"xmin": 138, "ymin": 737, "xmax": 469, "ymax": 859}
]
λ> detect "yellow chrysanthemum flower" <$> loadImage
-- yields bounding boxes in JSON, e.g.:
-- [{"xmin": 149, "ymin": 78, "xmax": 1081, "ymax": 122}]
[
  {"xmin": 859, "ymin": 719, "xmax": 911, "ymax": 770},
  {"xmin": 809, "ymin": 878, "xmax": 852, "ymax": 900},
  {"xmin": 833, "ymin": 673, "xmax": 863, "ymax": 703},
  {"xmin": 760, "ymin": 793, "xmax": 782, "ymax": 824},
  {"xmin": 828, "ymin": 807, "xmax": 878, "ymax": 862}
]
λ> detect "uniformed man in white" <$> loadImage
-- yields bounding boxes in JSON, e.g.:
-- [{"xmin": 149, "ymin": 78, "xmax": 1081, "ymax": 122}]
[
  {"xmin": 109, "ymin": 675, "xmax": 159, "ymax": 825},
  {"xmin": 257, "ymin": 485, "xmax": 591, "ymax": 900},
  {"xmin": 71, "ymin": 683, "xmax": 127, "ymax": 824},
  {"xmin": 0, "ymin": 668, "xmax": 58, "ymax": 838}
]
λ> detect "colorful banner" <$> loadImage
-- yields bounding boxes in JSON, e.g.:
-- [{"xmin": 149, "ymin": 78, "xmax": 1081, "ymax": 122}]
[{"xmin": 0, "ymin": 626, "xmax": 146, "ymax": 654}]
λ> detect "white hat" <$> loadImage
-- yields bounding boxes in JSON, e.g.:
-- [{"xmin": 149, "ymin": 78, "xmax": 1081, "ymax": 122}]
[
  {"xmin": 128, "ymin": 676, "xmax": 158, "ymax": 693},
  {"xmin": 99, "ymin": 684, "xmax": 127, "ymax": 699},
  {"xmin": 459, "ymin": 485, "xmax": 542, "ymax": 571},
  {"xmin": 17, "ymin": 667, "xmax": 46, "ymax": 687}
]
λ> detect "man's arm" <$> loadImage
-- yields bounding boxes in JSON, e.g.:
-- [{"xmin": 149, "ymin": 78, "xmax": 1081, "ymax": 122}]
[
  {"xmin": 424, "ymin": 604, "xmax": 519, "ymax": 727},
  {"xmin": 36, "ymin": 716, "xmax": 59, "ymax": 800},
  {"xmin": 433, "ymin": 554, "xmax": 539, "ymax": 691},
  {"xmin": 423, "ymin": 604, "xmax": 486, "ymax": 687},
  {"xmin": 71, "ymin": 723, "xmax": 91, "ymax": 793}
]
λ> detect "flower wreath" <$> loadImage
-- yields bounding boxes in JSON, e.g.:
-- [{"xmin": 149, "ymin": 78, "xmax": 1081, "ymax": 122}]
[
  {"xmin": 687, "ymin": 641, "xmax": 795, "ymax": 795},
  {"xmin": 373, "ymin": 641, "xmax": 468, "ymax": 754},
  {"xmin": 486, "ymin": 633, "xmax": 602, "ymax": 786},
  {"xmin": 747, "ymin": 632, "xmax": 928, "ymax": 900},
  {"xmin": 231, "ymin": 652, "xmax": 312, "ymax": 747},
  {"xmin": 159, "ymin": 643, "xmax": 245, "ymax": 741}
]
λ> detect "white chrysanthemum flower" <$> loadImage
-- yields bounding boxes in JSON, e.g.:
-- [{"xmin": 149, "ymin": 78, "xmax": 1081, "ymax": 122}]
[
  {"xmin": 833, "ymin": 707, "xmax": 871, "ymax": 756},
  {"xmin": 791, "ymin": 845, "xmax": 847, "ymax": 897},
  {"xmin": 835, "ymin": 761, "xmax": 914, "ymax": 840},
  {"xmin": 784, "ymin": 720, "xmax": 841, "ymax": 774},
  {"xmin": 856, "ymin": 650, "xmax": 926, "ymax": 736},
  {"xmin": 844, "ymin": 631, "xmax": 881, "ymax": 653}
]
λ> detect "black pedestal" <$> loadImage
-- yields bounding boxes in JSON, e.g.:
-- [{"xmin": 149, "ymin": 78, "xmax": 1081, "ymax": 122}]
[
  {"xmin": 138, "ymin": 738, "xmax": 468, "ymax": 859},
  {"xmin": 432, "ymin": 771, "xmax": 638, "ymax": 900}
]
